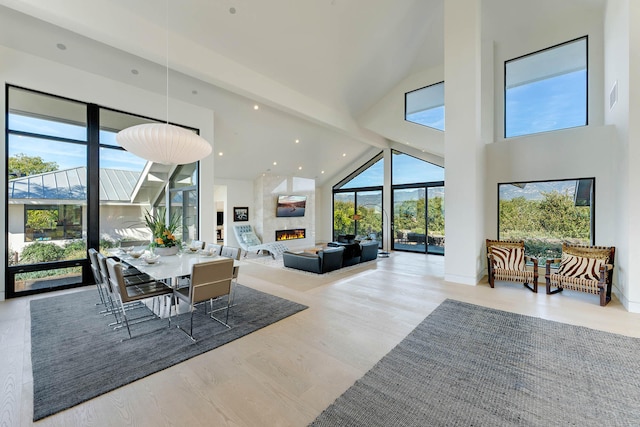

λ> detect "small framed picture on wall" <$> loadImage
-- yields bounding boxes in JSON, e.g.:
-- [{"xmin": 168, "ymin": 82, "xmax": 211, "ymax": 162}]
[{"xmin": 233, "ymin": 207, "xmax": 249, "ymax": 222}]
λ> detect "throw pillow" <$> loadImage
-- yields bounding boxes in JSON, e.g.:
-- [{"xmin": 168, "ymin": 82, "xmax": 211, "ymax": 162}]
[
  {"xmin": 557, "ymin": 253, "xmax": 605, "ymax": 282},
  {"xmin": 489, "ymin": 246, "xmax": 525, "ymax": 271}
]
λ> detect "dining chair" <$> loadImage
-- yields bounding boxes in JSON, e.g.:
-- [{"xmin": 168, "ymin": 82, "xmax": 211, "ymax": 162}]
[
  {"xmin": 220, "ymin": 245, "xmax": 241, "ymax": 305},
  {"xmin": 88, "ymin": 248, "xmax": 108, "ymax": 306},
  {"xmin": 173, "ymin": 257, "xmax": 235, "ymax": 341},
  {"xmin": 205, "ymin": 243, "xmax": 223, "ymax": 256},
  {"xmin": 106, "ymin": 258, "xmax": 173, "ymax": 340},
  {"xmin": 190, "ymin": 240, "xmax": 205, "ymax": 250}
]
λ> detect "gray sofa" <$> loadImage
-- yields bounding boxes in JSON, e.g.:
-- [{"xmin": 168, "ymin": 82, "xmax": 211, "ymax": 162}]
[
  {"xmin": 359, "ymin": 240, "xmax": 380, "ymax": 262},
  {"xmin": 282, "ymin": 246, "xmax": 345, "ymax": 274},
  {"xmin": 283, "ymin": 241, "xmax": 379, "ymax": 274}
]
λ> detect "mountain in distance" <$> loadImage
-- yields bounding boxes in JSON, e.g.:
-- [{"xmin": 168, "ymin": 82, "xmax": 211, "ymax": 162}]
[{"xmin": 499, "ymin": 180, "xmax": 577, "ymax": 201}]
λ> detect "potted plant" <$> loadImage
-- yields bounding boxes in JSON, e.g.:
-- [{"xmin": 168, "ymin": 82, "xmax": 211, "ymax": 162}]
[{"xmin": 144, "ymin": 208, "xmax": 181, "ymax": 256}]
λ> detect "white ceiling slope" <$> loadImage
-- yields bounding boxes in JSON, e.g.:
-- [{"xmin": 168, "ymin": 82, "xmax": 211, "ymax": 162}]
[
  {"xmin": 0, "ymin": 0, "xmax": 609, "ymax": 184},
  {"xmin": 0, "ymin": 0, "xmax": 445, "ymax": 184}
]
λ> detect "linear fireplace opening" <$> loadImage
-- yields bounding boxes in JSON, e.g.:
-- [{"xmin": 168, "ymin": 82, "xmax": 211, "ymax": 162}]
[{"xmin": 276, "ymin": 228, "xmax": 306, "ymax": 241}]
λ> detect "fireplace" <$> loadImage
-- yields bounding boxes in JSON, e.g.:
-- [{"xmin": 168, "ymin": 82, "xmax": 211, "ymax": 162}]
[{"xmin": 276, "ymin": 228, "xmax": 306, "ymax": 241}]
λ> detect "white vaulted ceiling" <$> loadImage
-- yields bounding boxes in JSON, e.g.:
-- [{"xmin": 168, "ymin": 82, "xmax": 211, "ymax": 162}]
[{"xmin": 0, "ymin": 0, "xmax": 605, "ymax": 184}]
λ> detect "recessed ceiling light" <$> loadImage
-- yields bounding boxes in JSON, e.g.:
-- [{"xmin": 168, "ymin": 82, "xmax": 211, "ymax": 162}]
[
  {"xmin": 131, "ymin": 69, "xmax": 139, "ymax": 75},
  {"xmin": 229, "ymin": 7, "xmax": 236, "ymax": 14},
  {"xmin": 321, "ymin": 170, "xmax": 325, "ymax": 174},
  {"xmin": 342, "ymin": 153, "xmax": 346, "ymax": 157},
  {"xmin": 253, "ymin": 104, "xmax": 259, "ymax": 110},
  {"xmin": 298, "ymin": 166, "xmax": 302, "ymax": 170},
  {"xmin": 56, "ymin": 43, "xmax": 67, "ymax": 50},
  {"xmin": 273, "ymin": 161, "xmax": 277, "ymax": 165},
  {"xmin": 295, "ymin": 139, "xmax": 299, "ymax": 144},
  {"xmin": 218, "ymin": 152, "xmax": 223, "ymax": 156}
]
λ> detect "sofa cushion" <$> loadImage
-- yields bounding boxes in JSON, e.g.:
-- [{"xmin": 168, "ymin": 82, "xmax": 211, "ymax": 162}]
[
  {"xmin": 489, "ymin": 246, "xmax": 525, "ymax": 271},
  {"xmin": 557, "ymin": 253, "xmax": 605, "ymax": 282}
]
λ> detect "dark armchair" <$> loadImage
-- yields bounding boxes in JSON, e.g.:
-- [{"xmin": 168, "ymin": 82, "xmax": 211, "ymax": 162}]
[{"xmin": 360, "ymin": 240, "xmax": 380, "ymax": 262}]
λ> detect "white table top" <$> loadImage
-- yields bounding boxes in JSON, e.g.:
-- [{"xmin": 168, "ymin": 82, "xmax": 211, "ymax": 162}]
[{"xmin": 110, "ymin": 249, "xmax": 239, "ymax": 282}]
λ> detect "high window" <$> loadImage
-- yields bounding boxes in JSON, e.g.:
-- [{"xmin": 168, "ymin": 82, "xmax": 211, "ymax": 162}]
[
  {"xmin": 505, "ymin": 36, "xmax": 587, "ymax": 138},
  {"xmin": 6, "ymin": 85, "xmax": 201, "ymax": 297},
  {"xmin": 498, "ymin": 178, "xmax": 594, "ymax": 262},
  {"xmin": 405, "ymin": 82, "xmax": 445, "ymax": 131}
]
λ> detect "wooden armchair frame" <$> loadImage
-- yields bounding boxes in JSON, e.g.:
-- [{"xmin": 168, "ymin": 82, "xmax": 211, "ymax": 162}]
[
  {"xmin": 486, "ymin": 239, "xmax": 538, "ymax": 293},
  {"xmin": 546, "ymin": 244, "xmax": 615, "ymax": 306}
]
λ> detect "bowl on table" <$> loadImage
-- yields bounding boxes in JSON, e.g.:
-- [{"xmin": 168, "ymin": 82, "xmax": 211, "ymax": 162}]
[
  {"xmin": 188, "ymin": 247, "xmax": 199, "ymax": 253},
  {"xmin": 143, "ymin": 254, "xmax": 160, "ymax": 264},
  {"xmin": 199, "ymin": 249, "xmax": 216, "ymax": 257},
  {"xmin": 130, "ymin": 250, "xmax": 145, "ymax": 259}
]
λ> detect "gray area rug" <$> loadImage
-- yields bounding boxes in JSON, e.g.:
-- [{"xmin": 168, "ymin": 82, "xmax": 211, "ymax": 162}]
[
  {"xmin": 31, "ymin": 285, "xmax": 307, "ymax": 421},
  {"xmin": 310, "ymin": 299, "xmax": 640, "ymax": 426}
]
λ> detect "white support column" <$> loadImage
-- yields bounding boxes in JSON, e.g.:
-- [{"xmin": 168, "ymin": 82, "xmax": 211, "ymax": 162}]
[{"xmin": 443, "ymin": 0, "xmax": 486, "ymax": 285}]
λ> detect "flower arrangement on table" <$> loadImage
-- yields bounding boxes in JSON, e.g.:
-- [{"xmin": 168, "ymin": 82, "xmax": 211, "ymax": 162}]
[{"xmin": 144, "ymin": 208, "xmax": 181, "ymax": 248}]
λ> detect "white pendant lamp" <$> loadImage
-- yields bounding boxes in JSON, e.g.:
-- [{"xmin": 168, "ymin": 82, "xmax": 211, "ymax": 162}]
[
  {"xmin": 116, "ymin": 123, "xmax": 211, "ymax": 165},
  {"xmin": 115, "ymin": 0, "xmax": 211, "ymax": 165}
]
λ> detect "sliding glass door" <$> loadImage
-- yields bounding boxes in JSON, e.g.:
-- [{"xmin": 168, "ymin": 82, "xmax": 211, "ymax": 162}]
[
  {"xmin": 392, "ymin": 185, "xmax": 444, "ymax": 255},
  {"xmin": 393, "ymin": 188, "xmax": 426, "ymax": 253},
  {"xmin": 427, "ymin": 186, "xmax": 445, "ymax": 255}
]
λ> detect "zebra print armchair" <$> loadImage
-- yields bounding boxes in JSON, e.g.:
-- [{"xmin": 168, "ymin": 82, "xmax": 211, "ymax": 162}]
[
  {"xmin": 546, "ymin": 243, "xmax": 615, "ymax": 306},
  {"xmin": 486, "ymin": 239, "xmax": 539, "ymax": 293}
]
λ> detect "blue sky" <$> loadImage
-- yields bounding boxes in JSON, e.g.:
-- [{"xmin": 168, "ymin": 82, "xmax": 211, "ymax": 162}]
[
  {"xmin": 8, "ymin": 115, "xmax": 146, "ymax": 172},
  {"xmin": 506, "ymin": 69, "xmax": 586, "ymax": 138}
]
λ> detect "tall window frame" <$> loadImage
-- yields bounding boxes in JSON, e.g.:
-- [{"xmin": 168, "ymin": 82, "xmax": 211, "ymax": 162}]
[
  {"xmin": 391, "ymin": 150, "xmax": 445, "ymax": 255},
  {"xmin": 332, "ymin": 153, "xmax": 384, "ymax": 245},
  {"xmin": 5, "ymin": 85, "xmax": 203, "ymax": 298},
  {"xmin": 504, "ymin": 36, "xmax": 588, "ymax": 138}
]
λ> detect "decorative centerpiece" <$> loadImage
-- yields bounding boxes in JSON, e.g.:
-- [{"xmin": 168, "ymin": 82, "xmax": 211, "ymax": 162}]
[{"xmin": 144, "ymin": 208, "xmax": 181, "ymax": 256}]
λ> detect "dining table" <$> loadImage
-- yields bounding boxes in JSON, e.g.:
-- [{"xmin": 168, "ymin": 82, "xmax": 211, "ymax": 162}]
[{"xmin": 109, "ymin": 248, "xmax": 240, "ymax": 287}]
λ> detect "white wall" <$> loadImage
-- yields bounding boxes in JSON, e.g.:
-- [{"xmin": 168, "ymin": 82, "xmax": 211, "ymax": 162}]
[
  {"xmin": 627, "ymin": 0, "xmax": 640, "ymax": 311},
  {"xmin": 256, "ymin": 175, "xmax": 316, "ymax": 252},
  {"xmin": 214, "ymin": 178, "xmax": 254, "ymax": 249},
  {"xmin": 487, "ymin": 4, "xmax": 605, "ymax": 140},
  {"xmin": 604, "ymin": 0, "xmax": 631, "ymax": 308},
  {"xmin": 443, "ymin": 0, "xmax": 486, "ymax": 286},
  {"xmin": 0, "ymin": 45, "xmax": 215, "ymax": 300}
]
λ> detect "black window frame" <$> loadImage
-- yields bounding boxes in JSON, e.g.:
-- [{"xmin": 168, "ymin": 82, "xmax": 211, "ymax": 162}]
[
  {"xmin": 504, "ymin": 36, "xmax": 589, "ymax": 139},
  {"xmin": 5, "ymin": 84, "xmax": 203, "ymax": 298},
  {"xmin": 404, "ymin": 81, "xmax": 445, "ymax": 131}
]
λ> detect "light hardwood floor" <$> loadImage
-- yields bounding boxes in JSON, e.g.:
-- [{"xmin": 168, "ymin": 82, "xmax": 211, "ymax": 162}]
[{"xmin": 2, "ymin": 251, "xmax": 640, "ymax": 426}]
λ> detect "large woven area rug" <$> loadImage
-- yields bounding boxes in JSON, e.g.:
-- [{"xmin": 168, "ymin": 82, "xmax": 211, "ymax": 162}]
[
  {"xmin": 31, "ymin": 285, "xmax": 307, "ymax": 421},
  {"xmin": 311, "ymin": 299, "xmax": 640, "ymax": 426}
]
